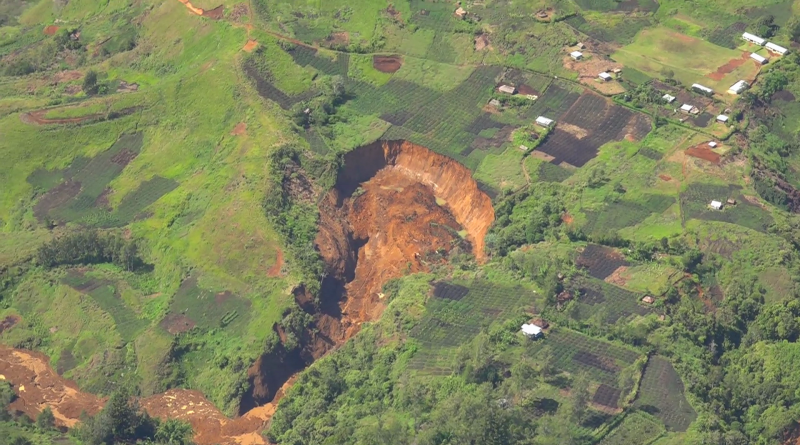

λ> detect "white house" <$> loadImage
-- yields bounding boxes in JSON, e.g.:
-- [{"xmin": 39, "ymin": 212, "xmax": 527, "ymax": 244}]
[
  {"xmin": 710, "ymin": 200, "xmax": 723, "ymax": 210},
  {"xmin": 663, "ymin": 94, "xmax": 676, "ymax": 103},
  {"xmin": 766, "ymin": 42, "xmax": 789, "ymax": 55},
  {"xmin": 692, "ymin": 83, "xmax": 714, "ymax": 95},
  {"xmin": 498, "ymin": 85, "xmax": 516, "ymax": 94},
  {"xmin": 743, "ymin": 32, "xmax": 766, "ymax": 46},
  {"xmin": 536, "ymin": 116, "xmax": 555, "ymax": 128},
  {"xmin": 570, "ymin": 51, "xmax": 583, "ymax": 60},
  {"xmin": 750, "ymin": 53, "xmax": 768, "ymax": 64},
  {"xmin": 521, "ymin": 324, "xmax": 543, "ymax": 339},
  {"xmin": 716, "ymin": 115, "xmax": 729, "ymax": 123},
  {"xmin": 598, "ymin": 72, "xmax": 612, "ymax": 81},
  {"xmin": 680, "ymin": 104, "xmax": 694, "ymax": 113},
  {"xmin": 708, "ymin": 141, "xmax": 718, "ymax": 148},
  {"xmin": 729, "ymin": 80, "xmax": 749, "ymax": 95}
]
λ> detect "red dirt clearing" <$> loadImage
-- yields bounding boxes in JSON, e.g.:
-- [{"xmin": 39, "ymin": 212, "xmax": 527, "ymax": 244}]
[
  {"xmin": 707, "ymin": 52, "xmax": 751, "ymax": 81},
  {"xmin": 686, "ymin": 144, "xmax": 721, "ymax": 164},
  {"xmin": 43, "ymin": 25, "xmax": 59, "ymax": 35},
  {"xmin": 373, "ymin": 55, "xmax": 403, "ymax": 73},
  {"xmin": 659, "ymin": 174, "xmax": 673, "ymax": 181},
  {"xmin": 242, "ymin": 39, "xmax": 258, "ymax": 52},
  {"xmin": 230, "ymin": 122, "xmax": 247, "ymax": 135},
  {"xmin": 267, "ymin": 248, "xmax": 283, "ymax": 277}
]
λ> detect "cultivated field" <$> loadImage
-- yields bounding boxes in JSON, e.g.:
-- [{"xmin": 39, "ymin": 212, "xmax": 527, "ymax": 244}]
[{"xmin": 635, "ymin": 356, "xmax": 697, "ymax": 432}]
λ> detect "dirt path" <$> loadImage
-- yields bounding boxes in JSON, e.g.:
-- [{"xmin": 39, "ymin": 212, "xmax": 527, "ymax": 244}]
[
  {"xmin": 20, "ymin": 107, "xmax": 139, "ymax": 126},
  {"xmin": 0, "ymin": 345, "xmax": 279, "ymax": 444}
]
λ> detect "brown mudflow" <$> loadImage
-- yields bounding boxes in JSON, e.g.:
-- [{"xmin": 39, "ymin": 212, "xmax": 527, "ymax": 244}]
[{"xmin": 0, "ymin": 140, "xmax": 494, "ymax": 444}]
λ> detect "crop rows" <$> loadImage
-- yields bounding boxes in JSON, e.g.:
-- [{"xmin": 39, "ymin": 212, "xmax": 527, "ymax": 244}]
[
  {"xmin": 168, "ymin": 276, "xmax": 251, "ymax": 333},
  {"xmin": 243, "ymin": 59, "xmax": 316, "ymax": 110},
  {"xmin": 287, "ymin": 46, "xmax": 349, "ymax": 77},
  {"xmin": 680, "ymin": 183, "xmax": 773, "ymax": 232},
  {"xmin": 635, "ymin": 356, "xmax": 697, "ymax": 432},
  {"xmin": 537, "ymin": 162, "xmax": 573, "ymax": 183},
  {"xmin": 408, "ymin": 279, "xmax": 536, "ymax": 373},
  {"xmin": 571, "ymin": 277, "xmax": 654, "ymax": 324},
  {"xmin": 565, "ymin": 15, "xmax": 652, "ymax": 44},
  {"xmin": 598, "ymin": 411, "xmax": 665, "ymax": 445},
  {"xmin": 583, "ymin": 194, "xmax": 674, "ymax": 235},
  {"xmin": 110, "ymin": 176, "xmax": 178, "ymax": 226},
  {"xmin": 302, "ymin": 128, "xmax": 331, "ymax": 154},
  {"xmin": 409, "ymin": 0, "xmax": 459, "ymax": 32},
  {"xmin": 529, "ymin": 328, "xmax": 641, "ymax": 387},
  {"xmin": 576, "ymin": 244, "xmax": 629, "ymax": 280},
  {"xmin": 523, "ymin": 83, "xmax": 581, "ymax": 121},
  {"xmin": 707, "ymin": 22, "xmax": 747, "ymax": 49}
]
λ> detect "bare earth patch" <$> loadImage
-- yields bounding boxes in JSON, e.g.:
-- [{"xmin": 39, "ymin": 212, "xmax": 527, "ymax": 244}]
[
  {"xmin": 530, "ymin": 150, "xmax": 556, "ymax": 162},
  {"xmin": 659, "ymin": 174, "xmax": 673, "ymax": 181},
  {"xmin": 604, "ymin": 266, "xmax": 629, "ymax": 287},
  {"xmin": 242, "ymin": 39, "xmax": 258, "ymax": 52},
  {"xmin": 707, "ymin": 52, "xmax": 751, "ymax": 81},
  {"xmin": 231, "ymin": 122, "xmax": 247, "ymax": 136},
  {"xmin": 475, "ymin": 34, "xmax": 491, "ymax": 51},
  {"xmin": 563, "ymin": 54, "xmax": 625, "ymax": 95},
  {"xmin": 685, "ymin": 144, "xmax": 721, "ymax": 164},
  {"xmin": 373, "ymin": 55, "xmax": 403, "ymax": 73},
  {"xmin": 559, "ymin": 122, "xmax": 589, "ymax": 139}
]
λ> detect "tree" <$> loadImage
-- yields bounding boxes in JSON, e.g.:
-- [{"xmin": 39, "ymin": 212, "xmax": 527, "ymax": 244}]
[
  {"xmin": 9, "ymin": 437, "xmax": 32, "ymax": 445},
  {"xmin": 83, "ymin": 70, "xmax": 99, "ymax": 95},
  {"xmin": 36, "ymin": 406, "xmax": 55, "ymax": 430},
  {"xmin": 155, "ymin": 419, "xmax": 194, "ymax": 445},
  {"xmin": 789, "ymin": 17, "xmax": 800, "ymax": 43},
  {"xmin": 570, "ymin": 373, "xmax": 591, "ymax": 423}
]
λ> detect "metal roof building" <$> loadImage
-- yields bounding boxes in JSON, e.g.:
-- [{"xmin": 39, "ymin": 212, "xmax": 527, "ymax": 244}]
[{"xmin": 743, "ymin": 32, "xmax": 766, "ymax": 46}]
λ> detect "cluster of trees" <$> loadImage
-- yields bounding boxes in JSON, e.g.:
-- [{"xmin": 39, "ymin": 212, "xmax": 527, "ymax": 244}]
[
  {"xmin": 290, "ymin": 75, "xmax": 346, "ymax": 128},
  {"xmin": 487, "ymin": 184, "xmax": 567, "ymax": 256},
  {"xmin": 36, "ymin": 230, "xmax": 146, "ymax": 271}
]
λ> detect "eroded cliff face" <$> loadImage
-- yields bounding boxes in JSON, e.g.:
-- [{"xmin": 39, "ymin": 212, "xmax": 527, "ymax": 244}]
[{"xmin": 242, "ymin": 139, "xmax": 494, "ymax": 414}]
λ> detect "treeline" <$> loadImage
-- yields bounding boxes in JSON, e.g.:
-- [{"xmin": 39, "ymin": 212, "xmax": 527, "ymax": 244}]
[{"xmin": 36, "ymin": 230, "xmax": 146, "ymax": 271}]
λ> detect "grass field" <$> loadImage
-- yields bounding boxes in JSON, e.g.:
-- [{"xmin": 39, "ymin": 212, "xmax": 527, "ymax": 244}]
[
  {"xmin": 613, "ymin": 26, "xmax": 762, "ymax": 94},
  {"xmin": 598, "ymin": 411, "xmax": 665, "ymax": 445}
]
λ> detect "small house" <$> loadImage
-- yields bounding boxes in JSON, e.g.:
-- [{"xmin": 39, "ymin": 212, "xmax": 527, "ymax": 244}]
[
  {"xmin": 708, "ymin": 141, "xmax": 718, "ymax": 148},
  {"xmin": 710, "ymin": 200, "xmax": 723, "ymax": 210},
  {"xmin": 612, "ymin": 68, "xmax": 622, "ymax": 74},
  {"xmin": 743, "ymin": 32, "xmax": 766, "ymax": 46},
  {"xmin": 716, "ymin": 115, "xmax": 729, "ymax": 123},
  {"xmin": 498, "ymin": 84, "xmax": 516, "ymax": 94},
  {"xmin": 598, "ymin": 72, "xmax": 612, "ymax": 81},
  {"xmin": 570, "ymin": 51, "xmax": 583, "ymax": 60},
  {"xmin": 692, "ymin": 83, "xmax": 714, "ymax": 95},
  {"xmin": 536, "ymin": 116, "xmax": 555, "ymax": 128},
  {"xmin": 521, "ymin": 323, "xmax": 543, "ymax": 339},
  {"xmin": 526, "ymin": 94, "xmax": 539, "ymax": 100},
  {"xmin": 642, "ymin": 296, "xmax": 655, "ymax": 304},
  {"xmin": 729, "ymin": 80, "xmax": 749, "ymax": 95},
  {"xmin": 663, "ymin": 94, "xmax": 676, "ymax": 103},
  {"xmin": 750, "ymin": 53, "xmax": 768, "ymax": 64},
  {"xmin": 766, "ymin": 42, "xmax": 789, "ymax": 55},
  {"xmin": 488, "ymin": 99, "xmax": 501, "ymax": 107},
  {"xmin": 454, "ymin": 7, "xmax": 467, "ymax": 19},
  {"xmin": 680, "ymin": 104, "xmax": 694, "ymax": 113},
  {"xmin": 727, "ymin": 198, "xmax": 737, "ymax": 206},
  {"xmin": 576, "ymin": 42, "xmax": 586, "ymax": 49}
]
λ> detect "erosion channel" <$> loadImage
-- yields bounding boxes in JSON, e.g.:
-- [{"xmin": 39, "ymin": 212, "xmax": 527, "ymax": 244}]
[{"xmin": 0, "ymin": 140, "xmax": 495, "ymax": 445}]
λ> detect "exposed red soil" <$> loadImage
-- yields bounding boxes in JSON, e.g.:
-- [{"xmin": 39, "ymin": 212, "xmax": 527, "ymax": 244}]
[
  {"xmin": 685, "ymin": 144, "xmax": 721, "ymax": 164},
  {"xmin": 0, "ymin": 316, "xmax": 20, "ymax": 334},
  {"xmin": 373, "ymin": 55, "xmax": 403, "ymax": 73},
  {"xmin": 266, "ymin": 248, "xmax": 283, "ymax": 277},
  {"xmin": 242, "ymin": 39, "xmax": 258, "ymax": 52},
  {"xmin": 43, "ymin": 25, "xmax": 59, "ymax": 35},
  {"xmin": 202, "ymin": 5, "xmax": 224, "ymax": 19},
  {"xmin": 517, "ymin": 84, "xmax": 539, "ymax": 96},
  {"xmin": 231, "ymin": 122, "xmax": 247, "ymax": 135},
  {"xmin": 385, "ymin": 4, "xmax": 402, "ymax": 21},
  {"xmin": 659, "ymin": 174, "xmax": 673, "ymax": 181},
  {"xmin": 561, "ymin": 213, "xmax": 574, "ymax": 225},
  {"xmin": 707, "ymin": 52, "xmax": 751, "ymax": 81}
]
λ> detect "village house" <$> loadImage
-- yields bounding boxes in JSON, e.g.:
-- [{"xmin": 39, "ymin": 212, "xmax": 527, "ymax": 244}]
[
  {"xmin": 750, "ymin": 53, "xmax": 768, "ymax": 64},
  {"xmin": 729, "ymin": 80, "xmax": 749, "ymax": 94},
  {"xmin": 536, "ymin": 116, "xmax": 555, "ymax": 128},
  {"xmin": 743, "ymin": 32, "xmax": 766, "ymax": 46},
  {"xmin": 710, "ymin": 200, "xmax": 723, "ymax": 210},
  {"xmin": 662, "ymin": 94, "xmax": 676, "ymax": 103},
  {"xmin": 692, "ymin": 83, "xmax": 714, "ymax": 95},
  {"xmin": 598, "ymin": 72, "xmax": 612, "ymax": 81},
  {"xmin": 766, "ymin": 42, "xmax": 789, "ymax": 55},
  {"xmin": 716, "ymin": 115, "xmax": 729, "ymax": 123},
  {"xmin": 454, "ymin": 7, "xmax": 467, "ymax": 19},
  {"xmin": 498, "ymin": 84, "xmax": 516, "ymax": 94},
  {"xmin": 708, "ymin": 141, "xmax": 718, "ymax": 148},
  {"xmin": 642, "ymin": 296, "xmax": 655, "ymax": 304},
  {"xmin": 521, "ymin": 323, "xmax": 543, "ymax": 339},
  {"xmin": 570, "ymin": 51, "xmax": 583, "ymax": 60},
  {"xmin": 488, "ymin": 99, "xmax": 501, "ymax": 107},
  {"xmin": 576, "ymin": 42, "xmax": 585, "ymax": 49},
  {"xmin": 680, "ymin": 104, "xmax": 699, "ymax": 114},
  {"xmin": 727, "ymin": 198, "xmax": 737, "ymax": 206}
]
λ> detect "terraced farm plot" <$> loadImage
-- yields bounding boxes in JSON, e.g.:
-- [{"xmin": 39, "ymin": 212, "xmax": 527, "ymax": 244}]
[
  {"xmin": 536, "ymin": 94, "xmax": 651, "ymax": 167},
  {"xmin": 680, "ymin": 183, "xmax": 773, "ymax": 232},
  {"xmin": 635, "ymin": 356, "xmax": 697, "ymax": 432},
  {"xmin": 287, "ymin": 46, "xmax": 350, "ymax": 77},
  {"xmin": 112, "ymin": 176, "xmax": 178, "ymax": 225},
  {"xmin": 242, "ymin": 58, "xmax": 317, "ymax": 110},
  {"xmin": 707, "ymin": 22, "xmax": 747, "ymax": 49},
  {"xmin": 408, "ymin": 279, "xmax": 536, "ymax": 374},
  {"xmin": 576, "ymin": 244, "xmax": 629, "ymax": 280},
  {"xmin": 571, "ymin": 277, "xmax": 654, "ymax": 324},
  {"xmin": 166, "ymin": 275, "xmax": 251, "ymax": 334},
  {"xmin": 565, "ymin": 15, "xmax": 653, "ymax": 45},
  {"xmin": 583, "ymin": 194, "xmax": 675, "ymax": 235},
  {"xmin": 598, "ymin": 411, "xmax": 665, "ymax": 445},
  {"xmin": 593, "ymin": 383, "xmax": 622, "ymax": 409},
  {"xmin": 529, "ymin": 328, "xmax": 643, "ymax": 388}
]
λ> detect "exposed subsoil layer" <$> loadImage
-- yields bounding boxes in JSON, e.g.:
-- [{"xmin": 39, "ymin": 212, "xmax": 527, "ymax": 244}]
[
  {"xmin": 707, "ymin": 52, "xmax": 751, "ymax": 81},
  {"xmin": 176, "ymin": 0, "xmax": 224, "ymax": 19},
  {"xmin": 686, "ymin": 144, "xmax": 721, "ymax": 164},
  {"xmin": 373, "ymin": 55, "xmax": 403, "ymax": 73},
  {"xmin": 242, "ymin": 39, "xmax": 258, "ymax": 52},
  {"xmin": 43, "ymin": 25, "xmax": 59, "ymax": 35}
]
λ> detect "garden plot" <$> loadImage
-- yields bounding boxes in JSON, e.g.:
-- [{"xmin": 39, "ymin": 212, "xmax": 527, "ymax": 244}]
[
  {"xmin": 613, "ymin": 27, "xmax": 761, "ymax": 93},
  {"xmin": 707, "ymin": 22, "xmax": 747, "ymax": 49},
  {"xmin": 287, "ymin": 46, "xmax": 350, "ymax": 77},
  {"xmin": 680, "ymin": 183, "xmax": 773, "ymax": 232},
  {"xmin": 570, "ymin": 276, "xmax": 654, "ymax": 324},
  {"xmin": 242, "ymin": 59, "xmax": 317, "ymax": 110},
  {"xmin": 582, "ymin": 194, "xmax": 675, "ymax": 235},
  {"xmin": 592, "ymin": 383, "xmax": 622, "ymax": 409},
  {"xmin": 535, "ymin": 93, "xmax": 650, "ymax": 167},
  {"xmin": 408, "ymin": 279, "xmax": 537, "ymax": 374},
  {"xmin": 576, "ymin": 244, "xmax": 629, "ymax": 280},
  {"xmin": 574, "ymin": 0, "xmax": 659, "ymax": 13},
  {"xmin": 529, "ymin": 328, "xmax": 643, "ymax": 388},
  {"xmin": 635, "ymin": 356, "xmax": 697, "ymax": 431},
  {"xmin": 598, "ymin": 411, "xmax": 665, "ymax": 445},
  {"xmin": 165, "ymin": 275, "xmax": 251, "ymax": 334}
]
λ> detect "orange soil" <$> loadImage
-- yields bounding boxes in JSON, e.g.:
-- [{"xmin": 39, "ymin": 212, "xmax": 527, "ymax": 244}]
[
  {"xmin": 373, "ymin": 55, "xmax": 403, "ymax": 73},
  {"xmin": 231, "ymin": 122, "xmax": 247, "ymax": 135},
  {"xmin": 43, "ymin": 25, "xmax": 59, "ymax": 35},
  {"xmin": 266, "ymin": 247, "xmax": 283, "ymax": 277},
  {"xmin": 685, "ymin": 144, "xmax": 721, "ymax": 164},
  {"xmin": 176, "ymin": 0, "xmax": 223, "ymax": 19},
  {"xmin": 659, "ymin": 174, "xmax": 673, "ymax": 181},
  {"xmin": 605, "ymin": 266, "xmax": 629, "ymax": 287},
  {"xmin": 707, "ymin": 52, "xmax": 751, "ymax": 81},
  {"xmin": 242, "ymin": 39, "xmax": 258, "ymax": 52},
  {"xmin": 561, "ymin": 213, "xmax": 574, "ymax": 225}
]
